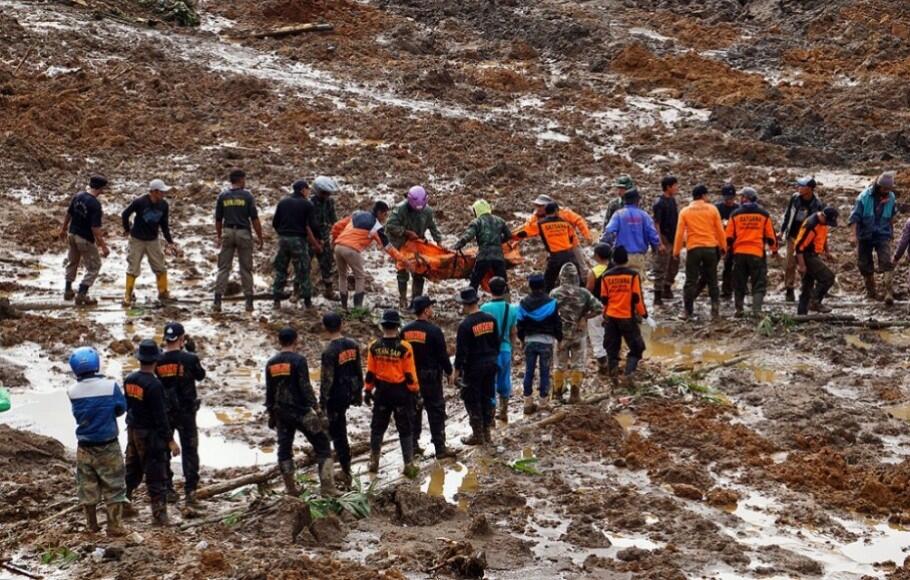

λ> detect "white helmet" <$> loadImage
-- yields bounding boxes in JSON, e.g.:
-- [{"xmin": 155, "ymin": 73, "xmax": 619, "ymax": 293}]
[{"xmin": 313, "ymin": 176, "xmax": 338, "ymax": 195}]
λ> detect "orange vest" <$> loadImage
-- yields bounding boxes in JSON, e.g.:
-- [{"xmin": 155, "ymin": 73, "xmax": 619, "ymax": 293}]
[
  {"xmin": 599, "ymin": 266, "xmax": 646, "ymax": 319},
  {"xmin": 795, "ymin": 217, "xmax": 828, "ymax": 255},
  {"xmin": 365, "ymin": 338, "xmax": 418, "ymax": 393},
  {"xmin": 725, "ymin": 206, "xmax": 778, "ymax": 257}
]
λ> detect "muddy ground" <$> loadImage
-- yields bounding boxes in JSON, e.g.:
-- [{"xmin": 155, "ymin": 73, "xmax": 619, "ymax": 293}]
[{"xmin": 3, "ymin": 0, "xmax": 910, "ymax": 578}]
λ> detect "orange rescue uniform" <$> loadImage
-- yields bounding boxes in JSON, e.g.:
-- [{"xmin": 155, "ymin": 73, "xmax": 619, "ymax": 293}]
[
  {"xmin": 599, "ymin": 266, "xmax": 647, "ymax": 320},
  {"xmin": 365, "ymin": 338, "xmax": 419, "ymax": 394},
  {"xmin": 673, "ymin": 199, "xmax": 727, "ymax": 256},
  {"xmin": 725, "ymin": 206, "xmax": 778, "ymax": 257}
]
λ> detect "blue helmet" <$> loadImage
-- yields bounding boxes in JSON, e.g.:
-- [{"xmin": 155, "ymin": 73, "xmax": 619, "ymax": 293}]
[{"xmin": 69, "ymin": 347, "xmax": 100, "ymax": 377}]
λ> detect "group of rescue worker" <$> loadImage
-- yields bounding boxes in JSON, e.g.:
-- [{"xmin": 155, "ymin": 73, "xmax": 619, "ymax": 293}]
[{"xmin": 62, "ymin": 168, "xmax": 901, "ymax": 535}]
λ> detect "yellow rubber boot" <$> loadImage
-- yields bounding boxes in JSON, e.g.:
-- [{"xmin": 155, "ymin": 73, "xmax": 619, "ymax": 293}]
[
  {"xmin": 156, "ymin": 272, "xmax": 172, "ymax": 302},
  {"xmin": 552, "ymin": 370, "xmax": 566, "ymax": 404},
  {"xmin": 123, "ymin": 275, "xmax": 136, "ymax": 307},
  {"xmin": 569, "ymin": 371, "xmax": 584, "ymax": 404}
]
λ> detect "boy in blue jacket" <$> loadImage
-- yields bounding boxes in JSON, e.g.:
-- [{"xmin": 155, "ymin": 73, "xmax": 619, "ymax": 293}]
[
  {"xmin": 67, "ymin": 346, "xmax": 129, "ymax": 537},
  {"xmin": 517, "ymin": 273, "xmax": 563, "ymax": 415}
]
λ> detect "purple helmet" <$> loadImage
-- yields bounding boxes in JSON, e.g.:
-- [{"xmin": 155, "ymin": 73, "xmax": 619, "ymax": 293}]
[{"xmin": 407, "ymin": 186, "xmax": 428, "ymax": 210}]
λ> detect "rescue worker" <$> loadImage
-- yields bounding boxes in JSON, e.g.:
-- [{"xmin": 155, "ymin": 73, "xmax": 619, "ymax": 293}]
[
  {"xmin": 453, "ymin": 199, "xmax": 513, "ymax": 290},
  {"xmin": 453, "ymin": 287, "xmax": 500, "ymax": 445},
  {"xmin": 331, "ymin": 201, "xmax": 404, "ymax": 310},
  {"xmin": 271, "ymin": 179, "xmax": 323, "ymax": 309},
  {"xmin": 124, "ymin": 339, "xmax": 180, "ymax": 526},
  {"xmin": 652, "ymin": 176, "xmax": 680, "ymax": 305},
  {"xmin": 780, "ymin": 177, "xmax": 824, "ymax": 302},
  {"xmin": 850, "ymin": 172, "xmax": 898, "ymax": 305},
  {"xmin": 724, "ymin": 188, "xmax": 778, "ymax": 317},
  {"xmin": 480, "ymin": 277, "xmax": 519, "ymax": 422},
  {"xmin": 550, "ymin": 262, "xmax": 601, "ymax": 404},
  {"xmin": 715, "ymin": 184, "xmax": 739, "ymax": 300},
  {"xmin": 311, "ymin": 176, "xmax": 341, "ymax": 300},
  {"xmin": 892, "ymin": 214, "xmax": 910, "ymax": 311},
  {"xmin": 156, "ymin": 322, "xmax": 206, "ymax": 508},
  {"xmin": 514, "ymin": 202, "xmax": 580, "ymax": 292},
  {"xmin": 214, "ymin": 169, "xmax": 264, "ymax": 313},
  {"xmin": 586, "ymin": 243, "xmax": 612, "ymax": 373},
  {"xmin": 524, "ymin": 194, "xmax": 595, "ymax": 280},
  {"xmin": 67, "ymin": 347, "xmax": 129, "ymax": 537},
  {"xmin": 795, "ymin": 207, "xmax": 839, "ymax": 315},
  {"xmin": 401, "ymin": 296, "xmax": 457, "ymax": 459},
  {"xmin": 60, "ymin": 175, "xmax": 111, "ymax": 306},
  {"xmin": 121, "ymin": 179, "xmax": 177, "ymax": 307},
  {"xmin": 599, "ymin": 246, "xmax": 648, "ymax": 378},
  {"xmin": 673, "ymin": 185, "xmax": 727, "ymax": 320},
  {"xmin": 319, "ymin": 313, "xmax": 364, "ymax": 489},
  {"xmin": 365, "ymin": 310, "xmax": 419, "ymax": 477},
  {"xmin": 604, "ymin": 175, "xmax": 635, "ymax": 226},
  {"xmin": 517, "ymin": 273, "xmax": 563, "ymax": 414},
  {"xmin": 601, "ymin": 189, "xmax": 663, "ymax": 273},
  {"xmin": 265, "ymin": 327, "xmax": 337, "ymax": 496},
  {"xmin": 385, "ymin": 186, "xmax": 443, "ymax": 310}
]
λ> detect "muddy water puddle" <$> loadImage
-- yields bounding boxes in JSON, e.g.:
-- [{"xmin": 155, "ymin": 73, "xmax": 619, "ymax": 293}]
[
  {"xmin": 422, "ymin": 462, "xmax": 479, "ymax": 510},
  {"xmin": 644, "ymin": 326, "xmax": 738, "ymax": 365}
]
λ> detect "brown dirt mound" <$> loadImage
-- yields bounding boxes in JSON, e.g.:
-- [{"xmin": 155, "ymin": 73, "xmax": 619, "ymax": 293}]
[
  {"xmin": 376, "ymin": 487, "xmax": 457, "ymax": 526},
  {"xmin": 553, "ymin": 405, "xmax": 625, "ymax": 455},
  {"xmin": 1, "ymin": 314, "xmax": 110, "ymax": 355}
]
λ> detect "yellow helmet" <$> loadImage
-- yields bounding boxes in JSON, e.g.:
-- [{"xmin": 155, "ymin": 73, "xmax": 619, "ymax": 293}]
[{"xmin": 472, "ymin": 199, "xmax": 492, "ymax": 217}]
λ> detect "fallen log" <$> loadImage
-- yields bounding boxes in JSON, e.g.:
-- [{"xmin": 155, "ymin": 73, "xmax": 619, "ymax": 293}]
[
  {"xmin": 243, "ymin": 23, "xmax": 334, "ymax": 39},
  {"xmin": 689, "ymin": 355, "xmax": 750, "ymax": 378},
  {"xmin": 179, "ymin": 501, "xmax": 277, "ymax": 531},
  {"xmin": 38, "ymin": 503, "xmax": 81, "ymax": 525},
  {"xmin": 525, "ymin": 392, "xmax": 615, "ymax": 429},
  {"xmin": 1, "ymin": 560, "xmax": 43, "ymax": 579},
  {"xmin": 792, "ymin": 314, "xmax": 857, "ymax": 323}
]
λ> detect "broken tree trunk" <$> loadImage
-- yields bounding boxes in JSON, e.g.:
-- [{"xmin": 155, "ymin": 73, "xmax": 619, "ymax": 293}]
[
  {"xmin": 243, "ymin": 23, "xmax": 334, "ymax": 39},
  {"xmin": 792, "ymin": 314, "xmax": 858, "ymax": 323},
  {"xmin": 689, "ymin": 355, "xmax": 750, "ymax": 379},
  {"xmin": 0, "ymin": 561, "xmax": 43, "ymax": 580},
  {"xmin": 525, "ymin": 392, "xmax": 615, "ymax": 429}
]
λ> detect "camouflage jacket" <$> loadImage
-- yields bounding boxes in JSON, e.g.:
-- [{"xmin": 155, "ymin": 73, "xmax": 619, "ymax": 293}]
[
  {"xmin": 311, "ymin": 195, "xmax": 338, "ymax": 238},
  {"xmin": 385, "ymin": 201, "xmax": 442, "ymax": 249},
  {"xmin": 603, "ymin": 197, "xmax": 625, "ymax": 229},
  {"xmin": 549, "ymin": 262, "xmax": 600, "ymax": 336},
  {"xmin": 454, "ymin": 214, "xmax": 512, "ymax": 261}
]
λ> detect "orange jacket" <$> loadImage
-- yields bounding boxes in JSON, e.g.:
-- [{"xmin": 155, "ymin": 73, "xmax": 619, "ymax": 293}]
[
  {"xmin": 365, "ymin": 337, "xmax": 418, "ymax": 393},
  {"xmin": 794, "ymin": 215, "xmax": 828, "ymax": 255},
  {"xmin": 725, "ymin": 205, "xmax": 778, "ymax": 257},
  {"xmin": 673, "ymin": 200, "xmax": 727, "ymax": 256},
  {"xmin": 332, "ymin": 213, "xmax": 403, "ymax": 260},
  {"xmin": 599, "ymin": 266, "xmax": 647, "ymax": 319},
  {"xmin": 515, "ymin": 214, "xmax": 578, "ymax": 253}
]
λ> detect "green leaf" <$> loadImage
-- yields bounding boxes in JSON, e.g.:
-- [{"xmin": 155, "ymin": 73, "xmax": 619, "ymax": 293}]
[
  {"xmin": 509, "ymin": 457, "xmax": 541, "ymax": 476},
  {"xmin": 222, "ymin": 512, "xmax": 242, "ymax": 526}
]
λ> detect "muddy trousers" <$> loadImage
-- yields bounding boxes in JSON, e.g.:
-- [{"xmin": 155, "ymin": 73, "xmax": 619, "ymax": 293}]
[
  {"xmin": 76, "ymin": 440, "xmax": 127, "ymax": 506},
  {"xmin": 369, "ymin": 386, "xmax": 415, "ymax": 464},
  {"xmin": 215, "ymin": 227, "xmax": 254, "ymax": 296},
  {"xmin": 544, "ymin": 250, "xmax": 579, "ymax": 293},
  {"xmin": 523, "ymin": 341, "xmax": 553, "ymax": 398},
  {"xmin": 653, "ymin": 238, "xmax": 679, "ymax": 292},
  {"xmin": 469, "ymin": 258, "xmax": 507, "ymax": 290},
  {"xmin": 732, "ymin": 254, "xmax": 767, "ymax": 308},
  {"xmin": 397, "ymin": 268, "xmax": 426, "ymax": 303},
  {"xmin": 555, "ymin": 336, "xmax": 587, "ymax": 372},
  {"xmin": 64, "ymin": 233, "xmax": 101, "ymax": 288},
  {"xmin": 124, "ymin": 428, "xmax": 169, "ymax": 504},
  {"xmin": 461, "ymin": 362, "xmax": 497, "ymax": 432},
  {"xmin": 784, "ymin": 238, "xmax": 798, "ymax": 290},
  {"xmin": 587, "ymin": 315, "xmax": 606, "ymax": 359},
  {"xmin": 326, "ymin": 406, "xmax": 352, "ymax": 470},
  {"xmin": 683, "ymin": 247, "xmax": 720, "ymax": 313},
  {"xmin": 165, "ymin": 412, "xmax": 200, "ymax": 493},
  {"xmin": 413, "ymin": 370, "xmax": 447, "ymax": 449},
  {"xmin": 797, "ymin": 255, "xmax": 835, "ymax": 315},
  {"xmin": 272, "ymin": 235, "xmax": 312, "ymax": 300},
  {"xmin": 857, "ymin": 238, "xmax": 893, "ymax": 275},
  {"xmin": 334, "ymin": 244, "xmax": 366, "ymax": 295},
  {"xmin": 310, "ymin": 232, "xmax": 335, "ymax": 287},
  {"xmin": 275, "ymin": 413, "xmax": 332, "ymax": 464},
  {"xmin": 126, "ymin": 237, "xmax": 166, "ymax": 277},
  {"xmin": 603, "ymin": 317, "xmax": 645, "ymax": 373}
]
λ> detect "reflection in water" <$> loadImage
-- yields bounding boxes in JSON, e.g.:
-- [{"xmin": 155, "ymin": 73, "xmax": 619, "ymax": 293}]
[
  {"xmin": 614, "ymin": 412, "xmax": 635, "ymax": 432},
  {"xmin": 423, "ymin": 462, "xmax": 478, "ymax": 510}
]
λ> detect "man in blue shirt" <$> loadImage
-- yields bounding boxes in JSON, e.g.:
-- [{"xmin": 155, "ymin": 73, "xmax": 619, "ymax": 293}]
[
  {"xmin": 601, "ymin": 189, "xmax": 663, "ymax": 273},
  {"xmin": 480, "ymin": 277, "xmax": 518, "ymax": 423},
  {"xmin": 67, "ymin": 347, "xmax": 129, "ymax": 537},
  {"xmin": 850, "ymin": 172, "xmax": 898, "ymax": 305}
]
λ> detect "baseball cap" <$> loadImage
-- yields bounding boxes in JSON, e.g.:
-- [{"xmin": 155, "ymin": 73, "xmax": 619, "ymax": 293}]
[
  {"xmin": 721, "ymin": 183, "xmax": 736, "ymax": 197},
  {"xmin": 89, "ymin": 175, "xmax": 108, "ymax": 189},
  {"xmin": 533, "ymin": 194, "xmax": 555, "ymax": 206},
  {"xmin": 163, "ymin": 322, "xmax": 185, "ymax": 342},
  {"xmin": 612, "ymin": 175, "xmax": 635, "ymax": 189},
  {"xmin": 796, "ymin": 176, "xmax": 817, "ymax": 188},
  {"xmin": 741, "ymin": 187, "xmax": 758, "ymax": 202},
  {"xmin": 292, "ymin": 179, "xmax": 309, "ymax": 194},
  {"xmin": 278, "ymin": 327, "xmax": 298, "ymax": 345},
  {"xmin": 410, "ymin": 295, "xmax": 435, "ymax": 314},
  {"xmin": 322, "ymin": 312, "xmax": 343, "ymax": 332},
  {"xmin": 149, "ymin": 179, "xmax": 172, "ymax": 192}
]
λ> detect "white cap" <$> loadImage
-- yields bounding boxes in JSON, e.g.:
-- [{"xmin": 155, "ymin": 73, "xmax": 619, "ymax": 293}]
[{"xmin": 149, "ymin": 179, "xmax": 172, "ymax": 192}]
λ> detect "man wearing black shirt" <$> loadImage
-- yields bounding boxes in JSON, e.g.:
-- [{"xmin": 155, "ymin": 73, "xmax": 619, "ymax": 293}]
[
  {"xmin": 60, "ymin": 175, "xmax": 110, "ymax": 306},
  {"xmin": 271, "ymin": 180, "xmax": 323, "ymax": 309},
  {"xmin": 214, "ymin": 169, "xmax": 264, "ymax": 313},
  {"xmin": 780, "ymin": 177, "xmax": 824, "ymax": 302},
  {"xmin": 454, "ymin": 287, "xmax": 500, "ymax": 447},
  {"xmin": 266, "ymin": 327, "xmax": 336, "ymax": 497},
  {"xmin": 652, "ymin": 176, "xmax": 680, "ymax": 304},
  {"xmin": 121, "ymin": 179, "xmax": 177, "ymax": 306},
  {"xmin": 124, "ymin": 339, "xmax": 180, "ymax": 526},
  {"xmin": 401, "ymin": 296, "xmax": 457, "ymax": 460},
  {"xmin": 714, "ymin": 184, "xmax": 739, "ymax": 300},
  {"xmin": 319, "ymin": 313, "xmax": 363, "ymax": 489},
  {"xmin": 156, "ymin": 322, "xmax": 206, "ymax": 508}
]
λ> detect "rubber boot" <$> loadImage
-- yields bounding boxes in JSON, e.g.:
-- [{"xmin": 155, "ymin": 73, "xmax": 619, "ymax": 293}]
[
  {"xmin": 84, "ymin": 504, "xmax": 100, "ymax": 533},
  {"xmin": 353, "ymin": 292, "xmax": 365, "ymax": 309},
  {"xmin": 569, "ymin": 371, "xmax": 583, "ymax": 404},
  {"xmin": 482, "ymin": 424, "xmax": 493, "ymax": 446},
  {"xmin": 461, "ymin": 420, "xmax": 484, "ymax": 446},
  {"xmin": 106, "ymin": 503, "xmax": 129, "ymax": 537},
  {"xmin": 123, "ymin": 275, "xmax": 137, "ymax": 307},
  {"xmin": 166, "ymin": 487, "xmax": 180, "ymax": 504},
  {"xmin": 864, "ymin": 274, "xmax": 878, "ymax": 300},
  {"xmin": 75, "ymin": 284, "xmax": 97, "ymax": 306},
  {"xmin": 497, "ymin": 396, "xmax": 509, "ymax": 422},
  {"xmin": 884, "ymin": 271, "xmax": 895, "ymax": 306},
  {"xmin": 273, "ymin": 298, "xmax": 282, "ymax": 310},
  {"xmin": 368, "ymin": 451, "xmax": 380, "ymax": 474},
  {"xmin": 122, "ymin": 492, "xmax": 139, "ymax": 518},
  {"xmin": 797, "ymin": 291, "xmax": 810, "ymax": 315},
  {"xmin": 151, "ymin": 499, "xmax": 169, "ymax": 527},
  {"xmin": 596, "ymin": 356, "xmax": 609, "ymax": 376},
  {"xmin": 318, "ymin": 459, "xmax": 340, "ymax": 497},
  {"xmin": 245, "ymin": 296, "xmax": 254, "ymax": 312},
  {"xmin": 323, "ymin": 282, "xmax": 339, "ymax": 301},
  {"xmin": 156, "ymin": 272, "xmax": 172, "ymax": 303},
  {"xmin": 734, "ymin": 295, "xmax": 744, "ymax": 318},
  {"xmin": 810, "ymin": 299, "xmax": 832, "ymax": 313},
  {"xmin": 552, "ymin": 370, "xmax": 566, "ymax": 404},
  {"xmin": 785, "ymin": 287, "xmax": 796, "ymax": 303},
  {"xmin": 338, "ymin": 463, "xmax": 353, "ymax": 490},
  {"xmin": 279, "ymin": 459, "xmax": 299, "ymax": 496},
  {"xmin": 434, "ymin": 442, "xmax": 458, "ymax": 460},
  {"xmin": 411, "ymin": 276, "xmax": 425, "ymax": 303},
  {"xmin": 523, "ymin": 395, "xmax": 537, "ymax": 415},
  {"xmin": 625, "ymin": 356, "xmax": 640, "ymax": 376},
  {"xmin": 752, "ymin": 294, "xmax": 764, "ymax": 316},
  {"xmin": 653, "ymin": 288, "xmax": 663, "ymax": 306},
  {"xmin": 340, "ymin": 292, "xmax": 349, "ymax": 310},
  {"xmin": 398, "ymin": 280, "xmax": 409, "ymax": 311},
  {"xmin": 682, "ymin": 299, "xmax": 694, "ymax": 321},
  {"xmin": 64, "ymin": 281, "xmax": 75, "ymax": 301},
  {"xmin": 710, "ymin": 300, "xmax": 720, "ymax": 320},
  {"xmin": 662, "ymin": 286, "xmax": 674, "ymax": 299},
  {"xmin": 213, "ymin": 293, "xmax": 222, "ymax": 313}
]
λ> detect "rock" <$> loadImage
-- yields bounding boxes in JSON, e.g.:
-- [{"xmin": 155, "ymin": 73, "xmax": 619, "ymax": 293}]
[
  {"xmin": 706, "ymin": 487, "xmax": 741, "ymax": 507},
  {"xmin": 617, "ymin": 546, "xmax": 651, "ymax": 562},
  {"xmin": 467, "ymin": 514, "xmax": 493, "ymax": 537},
  {"xmin": 671, "ymin": 483, "xmax": 705, "ymax": 501}
]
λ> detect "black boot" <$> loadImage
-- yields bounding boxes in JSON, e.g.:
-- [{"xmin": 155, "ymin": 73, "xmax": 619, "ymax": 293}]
[
  {"xmin": 435, "ymin": 442, "xmax": 458, "ymax": 460},
  {"xmin": 624, "ymin": 356, "xmax": 640, "ymax": 376},
  {"xmin": 340, "ymin": 292, "xmax": 349, "ymax": 310},
  {"xmin": 213, "ymin": 293, "xmax": 223, "ymax": 312},
  {"xmin": 411, "ymin": 276, "xmax": 425, "ymax": 303},
  {"xmin": 734, "ymin": 295, "xmax": 744, "ymax": 318},
  {"xmin": 353, "ymin": 292, "xmax": 365, "ymax": 309},
  {"xmin": 245, "ymin": 296, "xmax": 254, "ymax": 312},
  {"xmin": 64, "ymin": 281, "xmax": 75, "ymax": 301},
  {"xmin": 710, "ymin": 301, "xmax": 720, "ymax": 320},
  {"xmin": 797, "ymin": 291, "xmax": 810, "ymax": 315},
  {"xmin": 785, "ymin": 287, "xmax": 795, "ymax": 303},
  {"xmin": 653, "ymin": 288, "xmax": 663, "ymax": 306},
  {"xmin": 682, "ymin": 299, "xmax": 694, "ymax": 320},
  {"xmin": 461, "ymin": 420, "xmax": 483, "ymax": 446},
  {"xmin": 398, "ymin": 281, "xmax": 409, "ymax": 311}
]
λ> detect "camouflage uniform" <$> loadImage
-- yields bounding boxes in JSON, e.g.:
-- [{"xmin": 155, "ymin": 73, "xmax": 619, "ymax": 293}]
[
  {"xmin": 77, "ymin": 440, "xmax": 127, "ymax": 505},
  {"xmin": 549, "ymin": 262, "xmax": 601, "ymax": 402},
  {"xmin": 603, "ymin": 197, "xmax": 625, "ymax": 233},
  {"xmin": 311, "ymin": 195, "xmax": 338, "ymax": 289},
  {"xmin": 453, "ymin": 214, "xmax": 513, "ymax": 289},
  {"xmin": 272, "ymin": 236, "xmax": 312, "ymax": 300},
  {"xmin": 385, "ymin": 201, "xmax": 443, "ymax": 305}
]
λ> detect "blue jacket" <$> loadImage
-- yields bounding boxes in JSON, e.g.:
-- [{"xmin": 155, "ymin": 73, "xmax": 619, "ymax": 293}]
[
  {"xmin": 516, "ymin": 293, "xmax": 563, "ymax": 342},
  {"xmin": 849, "ymin": 185, "xmax": 896, "ymax": 241},
  {"xmin": 601, "ymin": 205, "xmax": 661, "ymax": 253},
  {"xmin": 68, "ymin": 376, "xmax": 126, "ymax": 445}
]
